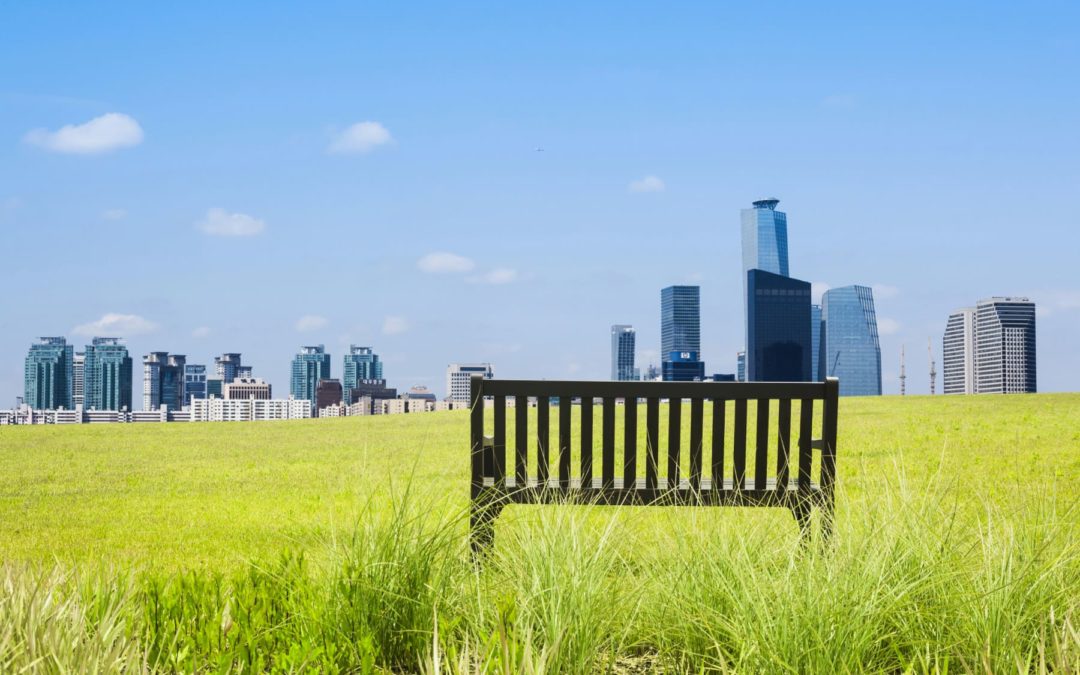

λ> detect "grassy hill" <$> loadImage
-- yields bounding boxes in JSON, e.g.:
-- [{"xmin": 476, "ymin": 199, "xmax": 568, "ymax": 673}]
[{"xmin": 0, "ymin": 393, "xmax": 1078, "ymax": 671}]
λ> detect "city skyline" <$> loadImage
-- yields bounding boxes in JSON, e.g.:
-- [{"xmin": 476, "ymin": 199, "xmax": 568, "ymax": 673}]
[{"xmin": 3, "ymin": 3, "xmax": 1079, "ymax": 400}]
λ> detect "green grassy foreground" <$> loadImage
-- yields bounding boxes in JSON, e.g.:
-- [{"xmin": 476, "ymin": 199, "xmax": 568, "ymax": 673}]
[{"xmin": 1, "ymin": 394, "xmax": 1078, "ymax": 672}]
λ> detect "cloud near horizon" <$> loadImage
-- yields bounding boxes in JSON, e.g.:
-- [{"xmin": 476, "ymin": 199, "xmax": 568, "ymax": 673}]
[
  {"xmin": 382, "ymin": 316, "xmax": 409, "ymax": 335},
  {"xmin": 197, "ymin": 208, "xmax": 265, "ymax": 236},
  {"xmin": 24, "ymin": 113, "xmax": 144, "ymax": 154},
  {"xmin": 628, "ymin": 175, "xmax": 665, "ymax": 193},
  {"xmin": 468, "ymin": 267, "xmax": 518, "ymax": 285},
  {"xmin": 295, "ymin": 315, "xmax": 328, "ymax": 332},
  {"xmin": 328, "ymin": 121, "xmax": 393, "ymax": 154},
  {"xmin": 73, "ymin": 313, "xmax": 158, "ymax": 337},
  {"xmin": 417, "ymin": 252, "xmax": 476, "ymax": 274}
]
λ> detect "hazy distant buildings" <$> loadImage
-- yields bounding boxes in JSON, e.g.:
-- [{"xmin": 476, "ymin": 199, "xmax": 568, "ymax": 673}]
[
  {"xmin": 821, "ymin": 285, "xmax": 881, "ymax": 395},
  {"xmin": 343, "ymin": 346, "xmax": 382, "ymax": 399},
  {"xmin": 206, "ymin": 377, "xmax": 224, "ymax": 399},
  {"xmin": 24, "ymin": 337, "xmax": 74, "ymax": 410},
  {"xmin": 746, "ymin": 270, "xmax": 812, "ymax": 382},
  {"xmin": 661, "ymin": 285, "xmax": 704, "ymax": 381},
  {"xmin": 943, "ymin": 308, "xmax": 975, "ymax": 395},
  {"xmin": 291, "ymin": 345, "xmax": 330, "ymax": 408},
  {"xmin": 610, "ymin": 325, "xmax": 637, "ymax": 381},
  {"xmin": 736, "ymin": 352, "xmax": 746, "ymax": 382},
  {"xmin": 811, "ymin": 304, "xmax": 823, "ymax": 381},
  {"xmin": 214, "ymin": 353, "xmax": 243, "ymax": 383},
  {"xmin": 73, "ymin": 351, "xmax": 85, "ymax": 407},
  {"xmin": 184, "ymin": 364, "xmax": 207, "ymax": 402},
  {"xmin": 349, "ymin": 379, "xmax": 397, "ymax": 404},
  {"xmin": 315, "ymin": 379, "xmax": 342, "ymax": 410},
  {"xmin": 224, "ymin": 377, "xmax": 272, "ymax": 400},
  {"xmin": 447, "ymin": 363, "xmax": 493, "ymax": 403},
  {"xmin": 189, "ymin": 397, "xmax": 312, "ymax": 422},
  {"xmin": 974, "ymin": 297, "xmax": 1036, "ymax": 394},
  {"xmin": 83, "ymin": 338, "xmax": 133, "ymax": 411},
  {"xmin": 142, "ymin": 352, "xmax": 186, "ymax": 411}
]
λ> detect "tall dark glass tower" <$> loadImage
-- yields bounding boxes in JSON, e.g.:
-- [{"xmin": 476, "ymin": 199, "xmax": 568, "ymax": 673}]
[
  {"xmin": 661, "ymin": 285, "xmax": 704, "ymax": 381},
  {"xmin": 83, "ymin": 337, "xmax": 133, "ymax": 411},
  {"xmin": 291, "ymin": 345, "xmax": 331, "ymax": 407},
  {"xmin": 746, "ymin": 270, "xmax": 812, "ymax": 382},
  {"xmin": 821, "ymin": 285, "xmax": 881, "ymax": 395},
  {"xmin": 24, "ymin": 337, "xmax": 74, "ymax": 409}
]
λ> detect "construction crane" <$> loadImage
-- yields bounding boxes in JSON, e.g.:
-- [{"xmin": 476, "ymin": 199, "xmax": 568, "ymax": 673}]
[
  {"xmin": 928, "ymin": 338, "xmax": 937, "ymax": 395},
  {"xmin": 900, "ymin": 345, "xmax": 906, "ymax": 396}
]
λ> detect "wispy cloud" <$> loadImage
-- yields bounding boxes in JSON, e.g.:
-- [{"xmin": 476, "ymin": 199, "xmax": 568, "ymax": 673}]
[
  {"xmin": 101, "ymin": 208, "xmax": 127, "ymax": 221},
  {"xmin": 628, "ymin": 175, "xmax": 665, "ymax": 193},
  {"xmin": 73, "ymin": 313, "xmax": 157, "ymax": 337},
  {"xmin": 24, "ymin": 113, "xmax": 143, "ymax": 154},
  {"xmin": 196, "ymin": 208, "xmax": 265, "ymax": 236},
  {"xmin": 382, "ymin": 316, "xmax": 409, "ymax": 335},
  {"xmin": 295, "ymin": 315, "xmax": 328, "ymax": 332},
  {"xmin": 192, "ymin": 326, "xmax": 211, "ymax": 338},
  {"xmin": 469, "ymin": 267, "xmax": 518, "ymax": 285},
  {"xmin": 328, "ymin": 121, "xmax": 393, "ymax": 154},
  {"xmin": 417, "ymin": 252, "xmax": 475, "ymax": 274},
  {"xmin": 872, "ymin": 284, "xmax": 900, "ymax": 300},
  {"xmin": 877, "ymin": 317, "xmax": 901, "ymax": 335}
]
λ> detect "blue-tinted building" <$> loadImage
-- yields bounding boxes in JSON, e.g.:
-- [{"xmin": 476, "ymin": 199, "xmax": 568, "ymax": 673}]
[
  {"xmin": 736, "ymin": 351, "xmax": 746, "ymax": 382},
  {"xmin": 661, "ymin": 285, "xmax": 704, "ymax": 381},
  {"xmin": 24, "ymin": 337, "xmax": 74, "ymax": 409},
  {"xmin": 185, "ymin": 364, "xmax": 207, "ymax": 402},
  {"xmin": 747, "ymin": 270, "xmax": 812, "ymax": 382},
  {"xmin": 610, "ymin": 325, "xmax": 636, "ymax": 381},
  {"xmin": 142, "ymin": 352, "xmax": 186, "ymax": 411},
  {"xmin": 822, "ymin": 285, "xmax": 881, "ymax": 396},
  {"xmin": 811, "ymin": 304, "xmax": 823, "ymax": 381},
  {"xmin": 342, "ymin": 345, "xmax": 383, "ymax": 397},
  {"xmin": 741, "ymin": 199, "xmax": 790, "ymax": 278},
  {"xmin": 662, "ymin": 351, "xmax": 706, "ymax": 382},
  {"xmin": 291, "ymin": 345, "xmax": 331, "ymax": 406},
  {"xmin": 83, "ymin": 337, "xmax": 133, "ymax": 411}
]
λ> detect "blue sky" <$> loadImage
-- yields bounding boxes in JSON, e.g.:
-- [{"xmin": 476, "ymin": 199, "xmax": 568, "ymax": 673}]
[{"xmin": 2, "ymin": 1, "xmax": 1078, "ymax": 404}]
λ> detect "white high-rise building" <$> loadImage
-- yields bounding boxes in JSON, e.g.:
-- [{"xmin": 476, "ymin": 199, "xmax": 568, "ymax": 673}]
[
  {"xmin": 72, "ymin": 351, "xmax": 85, "ymax": 407},
  {"xmin": 446, "ymin": 363, "xmax": 494, "ymax": 403},
  {"xmin": 943, "ymin": 308, "xmax": 975, "ymax": 394},
  {"xmin": 974, "ymin": 297, "xmax": 1036, "ymax": 394}
]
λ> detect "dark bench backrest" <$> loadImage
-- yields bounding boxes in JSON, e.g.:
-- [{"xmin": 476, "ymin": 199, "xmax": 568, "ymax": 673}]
[{"xmin": 470, "ymin": 377, "xmax": 839, "ymax": 499}]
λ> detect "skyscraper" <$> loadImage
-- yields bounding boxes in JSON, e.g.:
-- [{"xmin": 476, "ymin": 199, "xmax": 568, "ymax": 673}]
[
  {"xmin": 661, "ymin": 285, "xmax": 704, "ymax": 381},
  {"xmin": 291, "ymin": 345, "xmax": 330, "ymax": 406},
  {"xmin": 343, "ymin": 346, "xmax": 383, "ymax": 397},
  {"xmin": 736, "ymin": 351, "xmax": 746, "ymax": 382},
  {"xmin": 811, "ymin": 304, "xmax": 824, "ymax": 381},
  {"xmin": 741, "ymin": 199, "xmax": 790, "ymax": 278},
  {"xmin": 610, "ymin": 325, "xmax": 636, "ymax": 381},
  {"xmin": 142, "ymin": 352, "xmax": 187, "ymax": 411},
  {"xmin": 447, "ymin": 363, "xmax": 494, "ymax": 403},
  {"xmin": 24, "ymin": 337, "xmax": 73, "ymax": 409},
  {"xmin": 83, "ymin": 338, "xmax": 133, "ymax": 411},
  {"xmin": 184, "ymin": 364, "xmax": 208, "ymax": 403},
  {"xmin": 973, "ymin": 297, "xmax": 1036, "ymax": 394},
  {"xmin": 821, "ymin": 285, "xmax": 882, "ymax": 396},
  {"xmin": 746, "ymin": 270, "xmax": 812, "ymax": 382},
  {"xmin": 215, "ymin": 353, "xmax": 243, "ymax": 383},
  {"xmin": 73, "ymin": 351, "xmax": 85, "ymax": 407},
  {"xmin": 943, "ymin": 308, "xmax": 975, "ymax": 395}
]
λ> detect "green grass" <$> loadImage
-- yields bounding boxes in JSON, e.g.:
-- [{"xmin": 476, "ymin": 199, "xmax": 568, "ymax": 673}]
[{"xmin": 0, "ymin": 394, "xmax": 1078, "ymax": 672}]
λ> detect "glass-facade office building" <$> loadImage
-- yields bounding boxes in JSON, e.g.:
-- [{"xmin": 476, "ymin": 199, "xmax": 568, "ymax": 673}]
[
  {"xmin": 24, "ymin": 337, "xmax": 74, "ymax": 409},
  {"xmin": 811, "ymin": 304, "xmax": 824, "ymax": 381},
  {"xmin": 343, "ymin": 346, "xmax": 383, "ymax": 398},
  {"xmin": 661, "ymin": 285, "xmax": 704, "ymax": 381},
  {"xmin": 291, "ymin": 345, "xmax": 331, "ymax": 406},
  {"xmin": 610, "ymin": 325, "xmax": 636, "ymax": 381},
  {"xmin": 662, "ymin": 350, "xmax": 706, "ymax": 382},
  {"xmin": 143, "ymin": 352, "xmax": 187, "ymax": 411},
  {"xmin": 741, "ymin": 199, "xmax": 789, "ymax": 278},
  {"xmin": 185, "ymin": 364, "xmax": 208, "ymax": 403},
  {"xmin": 746, "ymin": 270, "xmax": 812, "ymax": 381},
  {"xmin": 821, "ymin": 286, "xmax": 882, "ymax": 396},
  {"xmin": 973, "ymin": 297, "xmax": 1035, "ymax": 394},
  {"xmin": 83, "ymin": 337, "xmax": 133, "ymax": 411}
]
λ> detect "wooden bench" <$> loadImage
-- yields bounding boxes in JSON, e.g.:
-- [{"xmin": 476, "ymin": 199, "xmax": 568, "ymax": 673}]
[{"xmin": 469, "ymin": 376, "xmax": 839, "ymax": 552}]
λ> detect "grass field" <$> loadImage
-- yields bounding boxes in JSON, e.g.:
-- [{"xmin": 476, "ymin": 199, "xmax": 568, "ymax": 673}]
[{"xmin": 1, "ymin": 394, "xmax": 1078, "ymax": 672}]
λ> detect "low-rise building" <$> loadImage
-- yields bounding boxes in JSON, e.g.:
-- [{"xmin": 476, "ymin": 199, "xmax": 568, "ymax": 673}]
[
  {"xmin": 190, "ymin": 397, "xmax": 312, "ymax": 422},
  {"xmin": 223, "ymin": 377, "xmax": 272, "ymax": 400}
]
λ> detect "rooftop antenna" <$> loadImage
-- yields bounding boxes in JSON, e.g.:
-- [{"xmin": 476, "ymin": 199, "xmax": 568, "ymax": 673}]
[
  {"xmin": 928, "ymin": 338, "xmax": 937, "ymax": 395},
  {"xmin": 899, "ymin": 344, "xmax": 906, "ymax": 396}
]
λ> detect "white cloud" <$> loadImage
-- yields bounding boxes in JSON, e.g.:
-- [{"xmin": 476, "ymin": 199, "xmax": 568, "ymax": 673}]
[
  {"xmin": 382, "ymin": 316, "xmax": 409, "ymax": 335},
  {"xmin": 73, "ymin": 313, "xmax": 157, "ymax": 337},
  {"xmin": 296, "ymin": 315, "xmax": 328, "ymax": 332},
  {"xmin": 877, "ymin": 317, "xmax": 901, "ymax": 335},
  {"xmin": 811, "ymin": 282, "xmax": 831, "ymax": 304},
  {"xmin": 469, "ymin": 267, "xmax": 518, "ymax": 285},
  {"xmin": 101, "ymin": 208, "xmax": 127, "ymax": 221},
  {"xmin": 872, "ymin": 284, "xmax": 900, "ymax": 300},
  {"xmin": 328, "ymin": 121, "xmax": 393, "ymax": 154},
  {"xmin": 628, "ymin": 175, "xmax": 665, "ymax": 193},
  {"xmin": 196, "ymin": 208, "xmax": 265, "ymax": 236},
  {"xmin": 191, "ymin": 326, "xmax": 211, "ymax": 338},
  {"xmin": 417, "ymin": 252, "xmax": 475, "ymax": 274},
  {"xmin": 24, "ymin": 113, "xmax": 143, "ymax": 154}
]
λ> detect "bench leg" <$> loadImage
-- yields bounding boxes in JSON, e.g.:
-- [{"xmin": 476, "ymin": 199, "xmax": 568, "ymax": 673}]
[
  {"xmin": 791, "ymin": 501, "xmax": 813, "ymax": 542},
  {"xmin": 469, "ymin": 498, "xmax": 502, "ymax": 557},
  {"xmin": 820, "ymin": 493, "xmax": 835, "ymax": 546}
]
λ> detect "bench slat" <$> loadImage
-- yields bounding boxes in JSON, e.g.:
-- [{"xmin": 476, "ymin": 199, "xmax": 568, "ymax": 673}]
[
  {"xmin": 537, "ymin": 396, "xmax": 550, "ymax": 484},
  {"xmin": 776, "ymin": 398, "xmax": 791, "ymax": 494},
  {"xmin": 733, "ymin": 399, "xmax": 747, "ymax": 490},
  {"xmin": 470, "ymin": 378, "xmax": 484, "ymax": 496},
  {"xmin": 689, "ymin": 398, "xmax": 703, "ymax": 492},
  {"xmin": 559, "ymin": 398, "xmax": 571, "ymax": 488},
  {"xmin": 515, "ymin": 395, "xmax": 528, "ymax": 485},
  {"xmin": 602, "ymin": 397, "xmax": 615, "ymax": 489},
  {"xmin": 494, "ymin": 395, "xmax": 506, "ymax": 486},
  {"xmin": 668, "ymin": 397, "xmax": 682, "ymax": 489},
  {"xmin": 711, "ymin": 398, "xmax": 726, "ymax": 489},
  {"xmin": 581, "ymin": 397, "xmax": 594, "ymax": 488},
  {"xmin": 481, "ymin": 379, "xmax": 827, "ymax": 401},
  {"xmin": 755, "ymin": 399, "xmax": 769, "ymax": 491},
  {"xmin": 646, "ymin": 397, "xmax": 659, "ymax": 491},
  {"xmin": 822, "ymin": 378, "xmax": 839, "ymax": 493},
  {"xmin": 798, "ymin": 398, "xmax": 813, "ymax": 491},
  {"xmin": 624, "ymin": 397, "xmax": 637, "ymax": 488}
]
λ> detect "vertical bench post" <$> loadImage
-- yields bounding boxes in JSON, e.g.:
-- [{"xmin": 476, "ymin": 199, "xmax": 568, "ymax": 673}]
[{"xmin": 469, "ymin": 375, "xmax": 498, "ymax": 554}]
